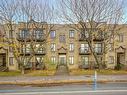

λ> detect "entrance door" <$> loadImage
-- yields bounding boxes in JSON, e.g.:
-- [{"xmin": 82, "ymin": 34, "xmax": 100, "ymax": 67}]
[
  {"xmin": 117, "ymin": 53, "xmax": 125, "ymax": 65},
  {"xmin": 0, "ymin": 54, "xmax": 6, "ymax": 66},
  {"xmin": 59, "ymin": 55, "xmax": 66, "ymax": 66}
]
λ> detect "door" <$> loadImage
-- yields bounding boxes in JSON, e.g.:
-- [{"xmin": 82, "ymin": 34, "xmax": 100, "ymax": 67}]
[
  {"xmin": 117, "ymin": 53, "xmax": 125, "ymax": 65},
  {"xmin": 0, "ymin": 54, "xmax": 6, "ymax": 66},
  {"xmin": 59, "ymin": 55, "xmax": 66, "ymax": 66}
]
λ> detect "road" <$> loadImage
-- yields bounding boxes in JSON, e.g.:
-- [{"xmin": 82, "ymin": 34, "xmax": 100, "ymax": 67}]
[{"xmin": 0, "ymin": 82, "xmax": 127, "ymax": 95}]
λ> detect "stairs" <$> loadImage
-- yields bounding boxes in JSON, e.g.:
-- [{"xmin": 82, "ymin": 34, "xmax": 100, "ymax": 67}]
[
  {"xmin": 0, "ymin": 65, "xmax": 8, "ymax": 72},
  {"xmin": 56, "ymin": 65, "xmax": 68, "ymax": 75}
]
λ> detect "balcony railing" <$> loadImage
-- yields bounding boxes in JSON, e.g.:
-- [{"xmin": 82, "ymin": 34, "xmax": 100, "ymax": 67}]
[
  {"xmin": 16, "ymin": 33, "xmax": 46, "ymax": 42},
  {"xmin": 20, "ymin": 49, "xmax": 46, "ymax": 55},
  {"xmin": 79, "ymin": 48, "xmax": 91, "ymax": 55}
]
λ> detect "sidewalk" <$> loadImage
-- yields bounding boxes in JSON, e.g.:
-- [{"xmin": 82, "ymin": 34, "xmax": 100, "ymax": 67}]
[{"xmin": 0, "ymin": 75, "xmax": 127, "ymax": 86}]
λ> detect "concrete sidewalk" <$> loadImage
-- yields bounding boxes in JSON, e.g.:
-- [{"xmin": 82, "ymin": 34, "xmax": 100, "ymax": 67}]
[{"xmin": 0, "ymin": 75, "xmax": 127, "ymax": 85}]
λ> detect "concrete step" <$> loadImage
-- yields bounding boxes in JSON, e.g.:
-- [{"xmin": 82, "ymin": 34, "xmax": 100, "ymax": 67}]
[{"xmin": 56, "ymin": 65, "xmax": 68, "ymax": 75}]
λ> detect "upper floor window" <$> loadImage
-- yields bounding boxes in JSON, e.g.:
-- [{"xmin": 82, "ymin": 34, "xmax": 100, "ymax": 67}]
[
  {"xmin": 80, "ymin": 31, "xmax": 89, "ymax": 39},
  {"xmin": 80, "ymin": 43, "xmax": 89, "ymax": 53},
  {"xmin": 50, "ymin": 30, "xmax": 56, "ymax": 39},
  {"xmin": 69, "ymin": 56, "xmax": 74, "ymax": 64},
  {"xmin": 118, "ymin": 34, "xmax": 123, "ymax": 42},
  {"xmin": 19, "ymin": 29, "xmax": 29, "ymax": 39},
  {"xmin": 69, "ymin": 30, "xmax": 74, "ymax": 38},
  {"xmin": 109, "ymin": 43, "xmax": 114, "ymax": 51},
  {"xmin": 94, "ymin": 43, "xmax": 102, "ymax": 53},
  {"xmin": 51, "ymin": 43, "xmax": 56, "ymax": 51},
  {"xmin": 33, "ymin": 30, "xmax": 43, "ymax": 39},
  {"xmin": 59, "ymin": 35, "xmax": 66, "ymax": 43},
  {"xmin": 69, "ymin": 43, "xmax": 74, "ymax": 51},
  {"xmin": 9, "ymin": 30, "xmax": 13, "ymax": 38}
]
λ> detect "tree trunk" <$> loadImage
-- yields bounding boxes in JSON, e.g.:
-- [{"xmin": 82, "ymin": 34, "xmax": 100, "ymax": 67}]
[{"xmin": 21, "ymin": 66, "xmax": 25, "ymax": 74}]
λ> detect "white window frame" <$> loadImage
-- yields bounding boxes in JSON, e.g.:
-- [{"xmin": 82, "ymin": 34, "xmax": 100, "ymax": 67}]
[
  {"xmin": 69, "ymin": 56, "xmax": 74, "ymax": 64},
  {"xmin": 51, "ymin": 56, "xmax": 56, "ymax": 64},
  {"xmin": 69, "ymin": 43, "xmax": 74, "ymax": 51},
  {"xmin": 51, "ymin": 43, "xmax": 56, "ymax": 51}
]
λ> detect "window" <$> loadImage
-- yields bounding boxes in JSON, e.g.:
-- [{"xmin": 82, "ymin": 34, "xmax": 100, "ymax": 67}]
[
  {"xmin": 109, "ymin": 43, "xmax": 114, "ymax": 51},
  {"xmin": 95, "ymin": 43, "xmax": 102, "ymax": 53},
  {"xmin": 23, "ymin": 57, "xmax": 29, "ymax": 65},
  {"xmin": 9, "ymin": 30, "xmax": 13, "ymax": 38},
  {"xmin": 26, "ymin": 44, "xmax": 30, "ymax": 53},
  {"xmin": 69, "ymin": 43, "xmax": 74, "ymax": 51},
  {"xmin": 109, "ymin": 56, "xmax": 114, "ymax": 64},
  {"xmin": 33, "ymin": 30, "xmax": 43, "ymax": 39},
  {"xmin": 50, "ymin": 30, "xmax": 56, "ymax": 38},
  {"xmin": 9, "ymin": 57, "xmax": 14, "ymax": 65},
  {"xmin": 69, "ymin": 56, "xmax": 74, "ymax": 64},
  {"xmin": 81, "ymin": 56, "xmax": 89, "ymax": 65},
  {"xmin": 51, "ymin": 56, "xmax": 56, "ymax": 64},
  {"xmin": 59, "ymin": 35, "xmax": 66, "ymax": 43},
  {"xmin": 118, "ymin": 34, "xmax": 123, "ymax": 42},
  {"xmin": 36, "ymin": 44, "xmax": 44, "ymax": 53},
  {"xmin": 51, "ymin": 43, "xmax": 56, "ymax": 51},
  {"xmin": 19, "ymin": 29, "xmax": 29, "ymax": 39},
  {"xmin": 80, "ymin": 43, "xmax": 89, "ymax": 53},
  {"xmin": 36, "ymin": 57, "xmax": 43, "ymax": 63},
  {"xmin": 9, "ymin": 47, "xmax": 13, "ymax": 52},
  {"xmin": 69, "ymin": 30, "xmax": 74, "ymax": 38}
]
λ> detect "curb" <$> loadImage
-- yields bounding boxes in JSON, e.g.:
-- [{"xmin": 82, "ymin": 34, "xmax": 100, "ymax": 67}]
[{"xmin": 0, "ymin": 80, "xmax": 127, "ymax": 86}]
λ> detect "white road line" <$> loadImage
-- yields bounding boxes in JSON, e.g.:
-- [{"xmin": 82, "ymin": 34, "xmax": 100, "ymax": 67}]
[{"xmin": 1, "ymin": 90, "xmax": 127, "ymax": 95}]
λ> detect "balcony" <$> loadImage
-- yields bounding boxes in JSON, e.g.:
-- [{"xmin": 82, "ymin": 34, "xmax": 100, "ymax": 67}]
[
  {"xmin": 35, "ymin": 48, "xmax": 46, "ymax": 55},
  {"xmin": 32, "ymin": 35, "xmax": 46, "ymax": 42},
  {"xmin": 79, "ymin": 48, "xmax": 91, "ymax": 55},
  {"xmin": 17, "ymin": 34, "xmax": 30, "ymax": 42},
  {"xmin": 16, "ymin": 33, "xmax": 46, "ymax": 42}
]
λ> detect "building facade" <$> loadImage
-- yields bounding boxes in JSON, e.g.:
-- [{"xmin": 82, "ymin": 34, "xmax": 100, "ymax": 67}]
[{"xmin": 0, "ymin": 21, "xmax": 127, "ymax": 71}]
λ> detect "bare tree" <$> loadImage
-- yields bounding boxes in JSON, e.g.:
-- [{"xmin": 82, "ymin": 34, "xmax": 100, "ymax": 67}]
[
  {"xmin": 58, "ymin": 0, "xmax": 125, "ymax": 69},
  {"xmin": 0, "ymin": 0, "xmax": 54, "ymax": 74}
]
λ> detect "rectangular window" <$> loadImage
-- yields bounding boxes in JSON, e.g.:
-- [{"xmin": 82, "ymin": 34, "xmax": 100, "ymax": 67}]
[
  {"xmin": 109, "ymin": 43, "xmax": 114, "ymax": 51},
  {"xmin": 109, "ymin": 56, "xmax": 114, "ymax": 64},
  {"xmin": 95, "ymin": 43, "xmax": 102, "ymax": 53},
  {"xmin": 20, "ymin": 29, "xmax": 29, "ymax": 39},
  {"xmin": 59, "ymin": 35, "xmax": 66, "ymax": 43},
  {"xmin": 9, "ymin": 30, "xmax": 13, "ymax": 38},
  {"xmin": 9, "ymin": 47, "xmax": 13, "ymax": 52},
  {"xmin": 80, "ymin": 43, "xmax": 89, "ymax": 53},
  {"xmin": 69, "ymin": 30, "xmax": 74, "ymax": 38},
  {"xmin": 51, "ymin": 56, "xmax": 56, "ymax": 64},
  {"xmin": 51, "ymin": 43, "xmax": 56, "ymax": 51},
  {"xmin": 26, "ymin": 44, "xmax": 30, "ymax": 53},
  {"xmin": 50, "ymin": 30, "xmax": 56, "ymax": 38},
  {"xmin": 69, "ymin": 56, "xmax": 74, "ymax": 64},
  {"xmin": 81, "ymin": 56, "xmax": 89, "ymax": 65},
  {"xmin": 118, "ymin": 34, "xmax": 123, "ymax": 42},
  {"xmin": 33, "ymin": 30, "xmax": 43, "ymax": 39},
  {"xmin": 69, "ymin": 43, "xmax": 74, "ymax": 51},
  {"xmin": 9, "ymin": 57, "xmax": 14, "ymax": 65}
]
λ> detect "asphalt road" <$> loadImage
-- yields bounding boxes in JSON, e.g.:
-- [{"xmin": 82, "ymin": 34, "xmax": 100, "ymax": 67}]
[{"xmin": 0, "ymin": 82, "xmax": 127, "ymax": 95}]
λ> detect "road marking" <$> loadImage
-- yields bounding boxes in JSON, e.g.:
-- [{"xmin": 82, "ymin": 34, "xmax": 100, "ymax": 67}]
[{"xmin": 1, "ymin": 90, "xmax": 127, "ymax": 95}]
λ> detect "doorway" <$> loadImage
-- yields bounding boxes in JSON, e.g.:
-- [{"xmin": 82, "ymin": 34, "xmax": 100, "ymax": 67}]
[
  {"xmin": 59, "ymin": 55, "xmax": 66, "ymax": 66},
  {"xmin": 56, "ymin": 54, "xmax": 68, "ymax": 75},
  {"xmin": 117, "ymin": 53, "xmax": 125, "ymax": 65},
  {"xmin": 0, "ymin": 54, "xmax": 6, "ymax": 67}
]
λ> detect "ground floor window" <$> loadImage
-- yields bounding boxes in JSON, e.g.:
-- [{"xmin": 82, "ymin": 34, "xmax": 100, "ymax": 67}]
[
  {"xmin": 9, "ymin": 57, "xmax": 14, "ymax": 65},
  {"xmin": 51, "ymin": 56, "xmax": 56, "ymax": 64},
  {"xmin": 69, "ymin": 56, "xmax": 74, "ymax": 64},
  {"xmin": 81, "ymin": 56, "xmax": 89, "ymax": 65},
  {"xmin": 109, "ymin": 56, "xmax": 114, "ymax": 64}
]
